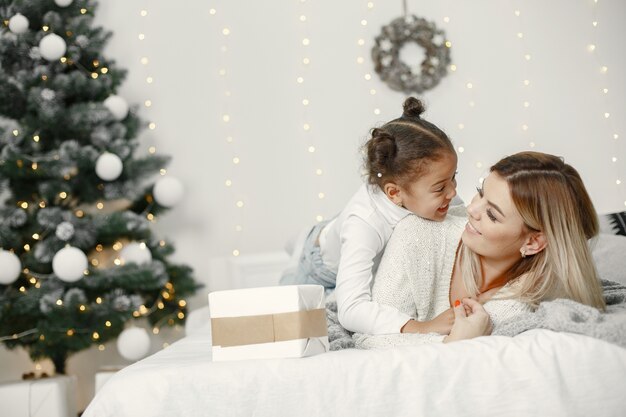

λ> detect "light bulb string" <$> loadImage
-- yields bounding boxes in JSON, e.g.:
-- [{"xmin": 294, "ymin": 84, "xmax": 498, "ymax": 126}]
[
  {"xmin": 513, "ymin": 2, "xmax": 535, "ymax": 148},
  {"xmin": 588, "ymin": 1, "xmax": 623, "ymax": 196},
  {"xmin": 0, "ymin": 326, "xmax": 102, "ymax": 342},
  {"xmin": 25, "ymin": 270, "xmax": 54, "ymax": 280},
  {"xmin": 298, "ymin": 0, "xmax": 322, "ymax": 218},
  {"xmin": 213, "ymin": 1, "xmax": 243, "ymax": 256},
  {"xmin": 0, "ymin": 293, "xmax": 177, "ymax": 342},
  {"xmin": 141, "ymin": 201, "xmax": 155, "ymax": 217},
  {"xmin": 71, "ymin": 59, "xmax": 99, "ymax": 79},
  {"xmin": 10, "ymin": 152, "xmax": 60, "ymax": 163},
  {"xmin": 0, "ymin": 328, "xmax": 38, "ymax": 342},
  {"xmin": 152, "ymin": 310, "xmax": 178, "ymax": 328},
  {"xmin": 588, "ymin": 5, "xmax": 620, "ymax": 137}
]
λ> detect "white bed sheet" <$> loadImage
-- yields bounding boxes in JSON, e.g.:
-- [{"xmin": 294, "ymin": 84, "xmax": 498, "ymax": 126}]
[{"xmin": 84, "ymin": 324, "xmax": 626, "ymax": 417}]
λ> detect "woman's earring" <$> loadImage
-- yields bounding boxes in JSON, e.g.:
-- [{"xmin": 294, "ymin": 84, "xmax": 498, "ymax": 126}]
[
  {"xmin": 396, "ymin": 201, "xmax": 403, "ymax": 207},
  {"xmin": 520, "ymin": 248, "xmax": 527, "ymax": 258}
]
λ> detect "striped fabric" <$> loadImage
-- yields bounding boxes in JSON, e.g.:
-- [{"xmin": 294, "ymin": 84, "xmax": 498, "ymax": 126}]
[{"xmin": 607, "ymin": 212, "xmax": 626, "ymax": 236}]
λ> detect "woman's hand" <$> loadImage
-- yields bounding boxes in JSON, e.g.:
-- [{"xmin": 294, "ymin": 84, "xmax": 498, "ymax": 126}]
[
  {"xmin": 443, "ymin": 298, "xmax": 493, "ymax": 343},
  {"xmin": 401, "ymin": 308, "xmax": 455, "ymax": 335}
]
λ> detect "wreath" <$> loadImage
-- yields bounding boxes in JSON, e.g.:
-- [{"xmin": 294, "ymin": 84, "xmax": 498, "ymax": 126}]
[{"xmin": 371, "ymin": 15, "xmax": 451, "ymax": 94}]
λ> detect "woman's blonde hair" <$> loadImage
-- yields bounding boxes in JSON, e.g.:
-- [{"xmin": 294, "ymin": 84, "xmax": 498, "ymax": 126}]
[{"xmin": 459, "ymin": 151, "xmax": 606, "ymax": 310}]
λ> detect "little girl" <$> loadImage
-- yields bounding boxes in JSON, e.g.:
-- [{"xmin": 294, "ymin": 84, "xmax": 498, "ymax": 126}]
[{"xmin": 280, "ymin": 97, "xmax": 459, "ymax": 335}]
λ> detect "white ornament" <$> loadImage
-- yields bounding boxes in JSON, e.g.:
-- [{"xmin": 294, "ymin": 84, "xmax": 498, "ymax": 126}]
[
  {"xmin": 153, "ymin": 177, "xmax": 184, "ymax": 207},
  {"xmin": 52, "ymin": 246, "xmax": 88, "ymax": 282},
  {"xmin": 95, "ymin": 152, "xmax": 123, "ymax": 181},
  {"xmin": 55, "ymin": 222, "xmax": 75, "ymax": 241},
  {"xmin": 0, "ymin": 250, "xmax": 21, "ymax": 285},
  {"xmin": 8, "ymin": 14, "xmax": 29, "ymax": 34},
  {"xmin": 75, "ymin": 35, "xmax": 88, "ymax": 48},
  {"xmin": 120, "ymin": 242, "xmax": 152, "ymax": 266},
  {"xmin": 103, "ymin": 95, "xmax": 129, "ymax": 121},
  {"xmin": 117, "ymin": 327, "xmax": 151, "ymax": 361},
  {"xmin": 54, "ymin": 0, "xmax": 74, "ymax": 7},
  {"xmin": 39, "ymin": 33, "xmax": 67, "ymax": 61},
  {"xmin": 41, "ymin": 88, "xmax": 56, "ymax": 101}
]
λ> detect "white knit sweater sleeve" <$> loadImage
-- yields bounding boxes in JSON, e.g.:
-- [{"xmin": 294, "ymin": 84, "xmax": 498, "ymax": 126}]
[
  {"xmin": 353, "ymin": 216, "xmax": 446, "ymax": 348},
  {"xmin": 364, "ymin": 216, "xmax": 420, "ymax": 317},
  {"xmin": 484, "ymin": 298, "xmax": 533, "ymax": 329}
]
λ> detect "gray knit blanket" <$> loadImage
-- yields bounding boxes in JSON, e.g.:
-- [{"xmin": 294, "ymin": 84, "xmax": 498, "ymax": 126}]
[
  {"xmin": 326, "ymin": 280, "xmax": 626, "ymax": 350},
  {"xmin": 325, "ymin": 300, "xmax": 355, "ymax": 350},
  {"xmin": 493, "ymin": 279, "xmax": 626, "ymax": 348}
]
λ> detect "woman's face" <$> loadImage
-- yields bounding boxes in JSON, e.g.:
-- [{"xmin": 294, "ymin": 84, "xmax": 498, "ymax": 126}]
[{"xmin": 461, "ymin": 172, "xmax": 530, "ymax": 260}]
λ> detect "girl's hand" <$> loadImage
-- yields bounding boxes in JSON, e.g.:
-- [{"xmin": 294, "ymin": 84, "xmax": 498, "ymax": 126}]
[
  {"xmin": 426, "ymin": 308, "xmax": 455, "ymax": 334},
  {"xmin": 443, "ymin": 298, "xmax": 493, "ymax": 343},
  {"xmin": 400, "ymin": 308, "xmax": 454, "ymax": 335}
]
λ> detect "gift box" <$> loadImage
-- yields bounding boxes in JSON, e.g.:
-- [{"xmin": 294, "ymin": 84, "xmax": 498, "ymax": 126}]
[
  {"xmin": 209, "ymin": 284, "xmax": 329, "ymax": 361},
  {"xmin": 0, "ymin": 375, "xmax": 77, "ymax": 417}
]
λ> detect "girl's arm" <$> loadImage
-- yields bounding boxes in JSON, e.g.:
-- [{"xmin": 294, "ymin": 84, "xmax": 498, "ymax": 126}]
[{"xmin": 334, "ymin": 216, "xmax": 413, "ymax": 334}]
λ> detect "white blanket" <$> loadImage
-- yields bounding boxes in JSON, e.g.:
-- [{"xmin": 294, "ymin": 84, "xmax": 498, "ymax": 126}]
[{"xmin": 84, "ymin": 323, "xmax": 626, "ymax": 417}]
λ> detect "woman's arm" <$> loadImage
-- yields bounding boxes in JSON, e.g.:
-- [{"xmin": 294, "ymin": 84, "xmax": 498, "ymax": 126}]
[{"xmin": 355, "ymin": 296, "xmax": 492, "ymax": 349}]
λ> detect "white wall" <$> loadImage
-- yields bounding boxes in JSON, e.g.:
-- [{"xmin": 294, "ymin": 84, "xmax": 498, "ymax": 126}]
[
  {"xmin": 100, "ymin": 0, "xmax": 626, "ymax": 280},
  {"xmin": 118, "ymin": 0, "xmax": 625, "ymax": 294},
  {"xmin": 1, "ymin": 0, "xmax": 624, "ymax": 411}
]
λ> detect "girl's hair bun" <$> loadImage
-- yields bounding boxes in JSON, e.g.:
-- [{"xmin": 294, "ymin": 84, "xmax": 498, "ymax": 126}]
[
  {"xmin": 368, "ymin": 128, "xmax": 397, "ymax": 165},
  {"xmin": 362, "ymin": 96, "xmax": 453, "ymax": 189},
  {"xmin": 402, "ymin": 97, "xmax": 426, "ymax": 119}
]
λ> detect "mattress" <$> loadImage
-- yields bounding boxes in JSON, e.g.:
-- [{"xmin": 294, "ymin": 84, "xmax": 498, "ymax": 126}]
[{"xmin": 83, "ymin": 322, "xmax": 626, "ymax": 417}]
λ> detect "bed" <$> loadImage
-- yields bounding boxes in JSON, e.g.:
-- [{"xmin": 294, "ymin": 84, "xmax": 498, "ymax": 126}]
[{"xmin": 83, "ymin": 233, "xmax": 626, "ymax": 417}]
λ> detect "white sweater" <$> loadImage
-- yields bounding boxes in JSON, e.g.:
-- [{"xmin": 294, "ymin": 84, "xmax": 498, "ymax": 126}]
[
  {"xmin": 354, "ymin": 206, "xmax": 532, "ymax": 349},
  {"xmin": 319, "ymin": 184, "xmax": 414, "ymax": 334}
]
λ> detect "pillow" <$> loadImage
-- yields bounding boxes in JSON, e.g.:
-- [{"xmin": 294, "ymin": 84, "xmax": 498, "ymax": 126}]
[
  {"xmin": 599, "ymin": 211, "xmax": 626, "ymax": 236},
  {"xmin": 591, "ymin": 234, "xmax": 626, "ymax": 286},
  {"xmin": 184, "ymin": 305, "xmax": 212, "ymax": 337}
]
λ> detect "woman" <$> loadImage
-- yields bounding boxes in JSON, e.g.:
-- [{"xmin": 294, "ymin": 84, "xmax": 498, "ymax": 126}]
[{"xmin": 354, "ymin": 151, "xmax": 606, "ymax": 348}]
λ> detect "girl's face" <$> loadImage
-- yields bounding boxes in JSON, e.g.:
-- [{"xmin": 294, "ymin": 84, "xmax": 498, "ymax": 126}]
[
  {"xmin": 461, "ymin": 172, "xmax": 530, "ymax": 260},
  {"xmin": 395, "ymin": 152, "xmax": 458, "ymax": 222}
]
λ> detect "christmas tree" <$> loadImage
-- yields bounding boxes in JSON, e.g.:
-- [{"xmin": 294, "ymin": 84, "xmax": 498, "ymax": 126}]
[{"xmin": 0, "ymin": 0, "xmax": 200, "ymax": 374}]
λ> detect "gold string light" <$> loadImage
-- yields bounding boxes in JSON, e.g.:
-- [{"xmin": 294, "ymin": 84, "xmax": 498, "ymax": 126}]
[
  {"xmin": 212, "ymin": 3, "xmax": 243, "ymax": 257},
  {"xmin": 298, "ymin": 0, "xmax": 325, "ymax": 223},
  {"xmin": 588, "ymin": 1, "xmax": 624, "ymax": 207},
  {"xmin": 356, "ymin": 1, "xmax": 383, "ymax": 189},
  {"xmin": 357, "ymin": 1, "xmax": 379, "ymax": 118},
  {"xmin": 91, "ymin": 3, "xmax": 173, "ymax": 340},
  {"xmin": 137, "ymin": 5, "xmax": 158, "ymax": 163},
  {"xmin": 434, "ymin": 14, "xmax": 476, "ymax": 173},
  {"xmin": 512, "ymin": 6, "xmax": 536, "ymax": 150},
  {"xmin": 135, "ymin": 3, "xmax": 172, "ymax": 236}
]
